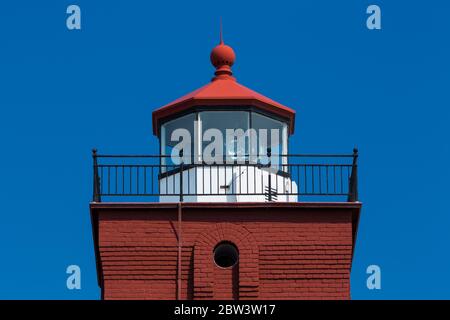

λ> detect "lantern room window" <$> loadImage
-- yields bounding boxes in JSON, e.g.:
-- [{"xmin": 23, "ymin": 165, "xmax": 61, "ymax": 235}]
[
  {"xmin": 251, "ymin": 112, "xmax": 288, "ymax": 167},
  {"xmin": 199, "ymin": 110, "xmax": 288, "ymax": 165},
  {"xmin": 200, "ymin": 111, "xmax": 250, "ymax": 161},
  {"xmin": 159, "ymin": 109, "xmax": 289, "ymax": 172},
  {"xmin": 160, "ymin": 113, "xmax": 196, "ymax": 170}
]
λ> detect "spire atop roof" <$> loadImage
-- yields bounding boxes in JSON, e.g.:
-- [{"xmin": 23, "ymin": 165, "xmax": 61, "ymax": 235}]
[
  {"xmin": 220, "ymin": 17, "xmax": 224, "ymax": 44},
  {"xmin": 210, "ymin": 19, "xmax": 235, "ymax": 81}
]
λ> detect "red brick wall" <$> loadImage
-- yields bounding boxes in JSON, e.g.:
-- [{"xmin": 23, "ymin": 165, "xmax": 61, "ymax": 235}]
[
  {"xmin": 93, "ymin": 203, "xmax": 358, "ymax": 300},
  {"xmin": 213, "ymin": 264, "xmax": 238, "ymax": 299}
]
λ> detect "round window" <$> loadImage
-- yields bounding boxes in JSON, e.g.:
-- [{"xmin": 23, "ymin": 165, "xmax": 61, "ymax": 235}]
[{"xmin": 213, "ymin": 242, "xmax": 239, "ymax": 268}]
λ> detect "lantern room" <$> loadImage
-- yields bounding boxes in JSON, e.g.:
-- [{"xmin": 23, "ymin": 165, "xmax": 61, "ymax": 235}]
[{"xmin": 152, "ymin": 35, "xmax": 297, "ymax": 202}]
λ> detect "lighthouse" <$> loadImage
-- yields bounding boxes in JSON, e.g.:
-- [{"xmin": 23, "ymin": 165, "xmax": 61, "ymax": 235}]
[{"xmin": 90, "ymin": 32, "xmax": 361, "ymax": 300}]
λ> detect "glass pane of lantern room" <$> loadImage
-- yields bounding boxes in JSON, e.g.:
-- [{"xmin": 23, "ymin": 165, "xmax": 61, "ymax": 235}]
[
  {"xmin": 251, "ymin": 112, "xmax": 287, "ymax": 169},
  {"xmin": 160, "ymin": 113, "xmax": 196, "ymax": 171},
  {"xmin": 200, "ymin": 111, "xmax": 249, "ymax": 162}
]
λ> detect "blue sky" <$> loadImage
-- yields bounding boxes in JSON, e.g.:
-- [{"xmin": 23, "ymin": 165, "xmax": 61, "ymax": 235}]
[{"xmin": 0, "ymin": 0, "xmax": 449, "ymax": 299}]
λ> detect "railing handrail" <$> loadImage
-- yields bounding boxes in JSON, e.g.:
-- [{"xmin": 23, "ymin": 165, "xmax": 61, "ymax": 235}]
[{"xmin": 95, "ymin": 153, "xmax": 356, "ymax": 158}]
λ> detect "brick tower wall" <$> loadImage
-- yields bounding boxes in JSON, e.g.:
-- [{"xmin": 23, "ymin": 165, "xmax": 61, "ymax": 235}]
[{"xmin": 92, "ymin": 203, "xmax": 359, "ymax": 300}]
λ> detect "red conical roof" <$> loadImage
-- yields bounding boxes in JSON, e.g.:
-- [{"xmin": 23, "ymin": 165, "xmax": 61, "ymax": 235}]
[{"xmin": 152, "ymin": 35, "xmax": 296, "ymax": 136}]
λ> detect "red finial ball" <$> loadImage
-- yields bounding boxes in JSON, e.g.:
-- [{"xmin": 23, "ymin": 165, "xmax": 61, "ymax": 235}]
[{"xmin": 210, "ymin": 43, "xmax": 235, "ymax": 69}]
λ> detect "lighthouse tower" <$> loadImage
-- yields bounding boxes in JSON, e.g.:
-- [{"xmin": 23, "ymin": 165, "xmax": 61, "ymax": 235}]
[{"xmin": 90, "ymin": 33, "xmax": 361, "ymax": 300}]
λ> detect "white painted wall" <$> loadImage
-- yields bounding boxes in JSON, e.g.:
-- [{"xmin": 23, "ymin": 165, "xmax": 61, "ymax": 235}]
[{"xmin": 159, "ymin": 166, "xmax": 298, "ymax": 203}]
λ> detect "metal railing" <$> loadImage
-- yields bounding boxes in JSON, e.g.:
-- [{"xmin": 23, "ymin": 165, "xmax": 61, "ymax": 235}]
[{"xmin": 92, "ymin": 149, "xmax": 358, "ymax": 203}]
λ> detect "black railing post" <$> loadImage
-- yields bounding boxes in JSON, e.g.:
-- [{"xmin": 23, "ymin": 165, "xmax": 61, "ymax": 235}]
[
  {"xmin": 92, "ymin": 149, "xmax": 101, "ymax": 202},
  {"xmin": 348, "ymin": 147, "xmax": 358, "ymax": 202},
  {"xmin": 179, "ymin": 150, "xmax": 184, "ymax": 203},
  {"xmin": 267, "ymin": 147, "xmax": 272, "ymax": 202}
]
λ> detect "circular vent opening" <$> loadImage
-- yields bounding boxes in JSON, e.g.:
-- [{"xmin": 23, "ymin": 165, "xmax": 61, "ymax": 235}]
[{"xmin": 213, "ymin": 242, "xmax": 239, "ymax": 268}]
